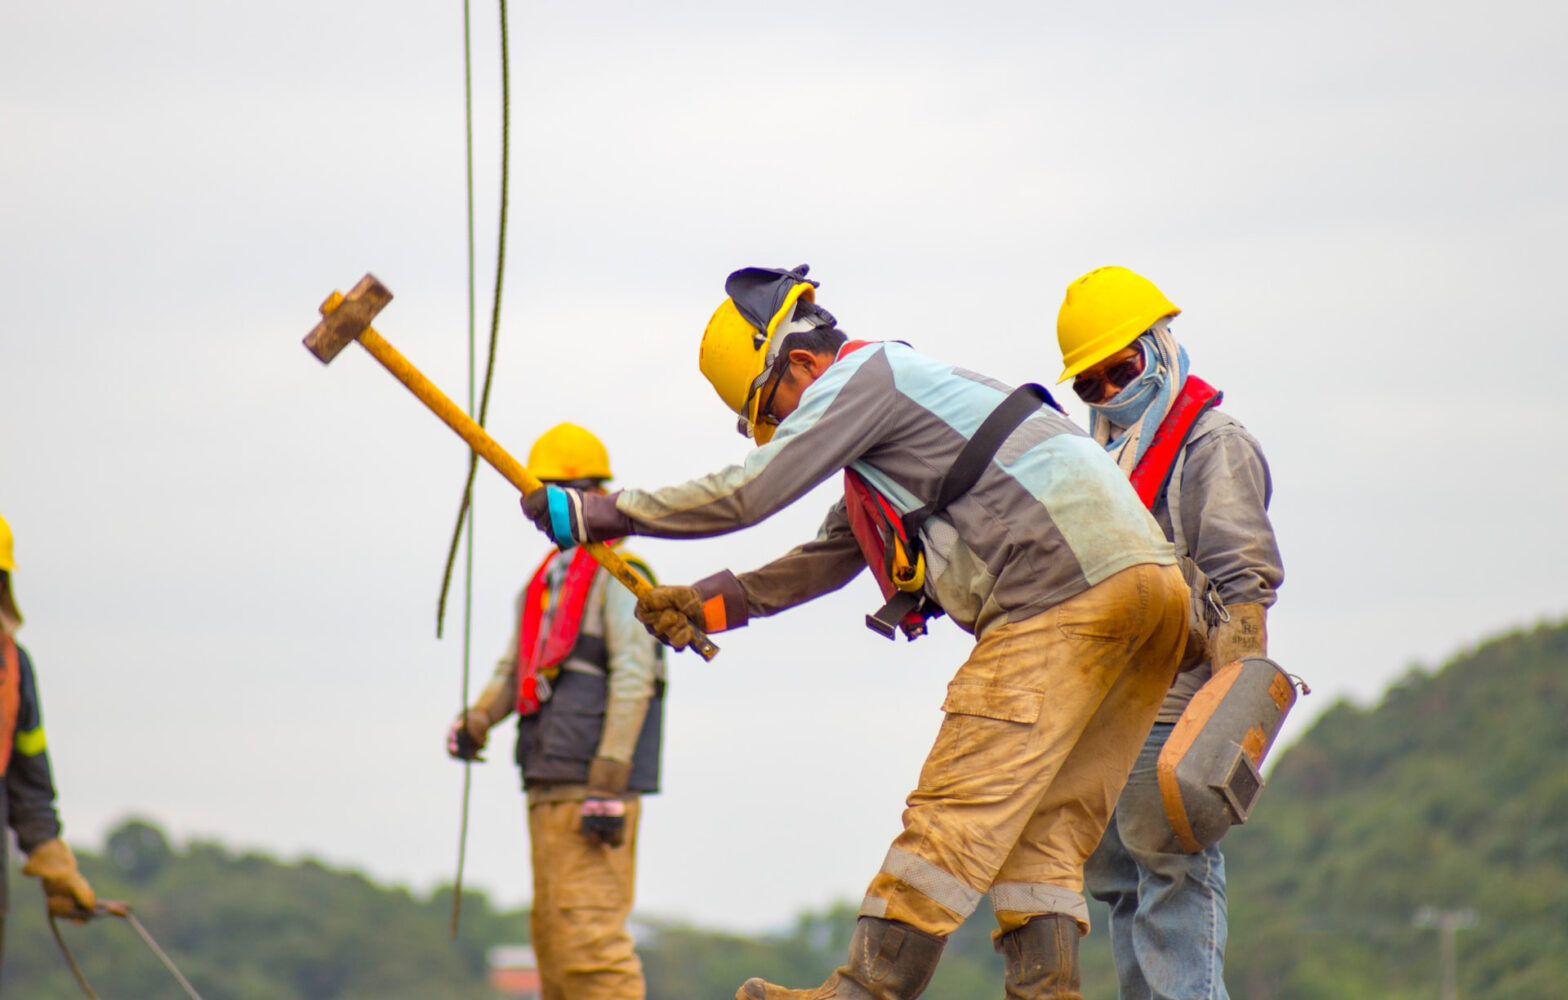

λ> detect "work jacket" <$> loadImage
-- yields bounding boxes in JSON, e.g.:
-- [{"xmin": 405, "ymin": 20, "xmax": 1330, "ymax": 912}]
[
  {"xmin": 2, "ymin": 638, "xmax": 63, "ymax": 916},
  {"xmin": 488, "ymin": 551, "xmax": 665, "ymax": 796},
  {"xmin": 577, "ymin": 341, "xmax": 1175, "ymax": 638},
  {"xmin": 1149, "ymin": 408, "xmax": 1283, "ymax": 722}
]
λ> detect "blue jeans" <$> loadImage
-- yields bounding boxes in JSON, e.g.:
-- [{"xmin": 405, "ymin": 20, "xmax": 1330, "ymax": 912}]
[{"xmin": 1084, "ymin": 722, "xmax": 1229, "ymax": 1000}]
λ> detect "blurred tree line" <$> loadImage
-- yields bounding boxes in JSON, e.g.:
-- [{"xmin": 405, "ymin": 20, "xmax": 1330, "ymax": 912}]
[{"xmin": 4, "ymin": 620, "xmax": 1563, "ymax": 998}]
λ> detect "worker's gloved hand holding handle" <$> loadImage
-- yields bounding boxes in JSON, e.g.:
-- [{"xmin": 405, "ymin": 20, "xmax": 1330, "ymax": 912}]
[
  {"xmin": 446, "ymin": 707, "xmax": 491, "ymax": 761},
  {"xmin": 23, "ymin": 838, "xmax": 97, "ymax": 921},
  {"xmin": 581, "ymin": 757, "xmax": 631, "ymax": 848},
  {"xmin": 522, "ymin": 486, "xmax": 591, "ymax": 550},
  {"xmin": 635, "ymin": 586, "xmax": 705, "ymax": 651}
]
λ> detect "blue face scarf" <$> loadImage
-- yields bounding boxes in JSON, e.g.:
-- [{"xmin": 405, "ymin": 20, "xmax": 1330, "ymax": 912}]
[{"xmin": 1087, "ymin": 325, "xmax": 1190, "ymax": 473}]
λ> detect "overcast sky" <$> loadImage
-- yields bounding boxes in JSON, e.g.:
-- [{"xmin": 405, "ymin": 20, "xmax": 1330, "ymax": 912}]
[{"xmin": 3, "ymin": 1, "xmax": 1565, "ymax": 934}]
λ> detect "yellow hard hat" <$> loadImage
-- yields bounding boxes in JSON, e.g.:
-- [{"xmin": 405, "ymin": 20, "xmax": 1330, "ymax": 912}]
[
  {"xmin": 0, "ymin": 514, "xmax": 20, "ymax": 628},
  {"xmin": 527, "ymin": 423, "xmax": 612, "ymax": 482},
  {"xmin": 698, "ymin": 266, "xmax": 819, "ymax": 445},
  {"xmin": 1056, "ymin": 266, "xmax": 1181, "ymax": 383}
]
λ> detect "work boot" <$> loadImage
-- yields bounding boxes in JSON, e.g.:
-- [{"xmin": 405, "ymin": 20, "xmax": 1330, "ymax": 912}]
[
  {"xmin": 997, "ymin": 914, "xmax": 1083, "ymax": 1000},
  {"xmin": 737, "ymin": 916, "xmax": 945, "ymax": 1000}
]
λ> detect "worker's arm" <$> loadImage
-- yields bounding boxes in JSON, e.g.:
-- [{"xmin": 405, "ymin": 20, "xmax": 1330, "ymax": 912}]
[
  {"xmin": 1177, "ymin": 421, "xmax": 1282, "ymax": 662},
  {"xmin": 595, "ymin": 562, "xmax": 660, "ymax": 766},
  {"xmin": 447, "ymin": 591, "xmax": 522, "ymax": 760},
  {"xmin": 572, "ymin": 350, "xmax": 896, "ymax": 542},
  {"xmin": 635, "ymin": 501, "xmax": 866, "ymax": 647},
  {"xmin": 7, "ymin": 648, "xmax": 63, "ymax": 852},
  {"xmin": 9, "ymin": 649, "xmax": 96, "ymax": 918},
  {"xmin": 700, "ymin": 499, "xmax": 867, "ymax": 625}
]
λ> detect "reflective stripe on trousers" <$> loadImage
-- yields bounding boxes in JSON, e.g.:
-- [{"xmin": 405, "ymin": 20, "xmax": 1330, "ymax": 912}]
[{"xmin": 859, "ymin": 562, "xmax": 1189, "ymax": 938}]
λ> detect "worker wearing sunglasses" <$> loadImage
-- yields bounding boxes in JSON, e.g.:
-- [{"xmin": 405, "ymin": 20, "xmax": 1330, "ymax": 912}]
[{"xmin": 1056, "ymin": 266, "xmax": 1284, "ymax": 1000}]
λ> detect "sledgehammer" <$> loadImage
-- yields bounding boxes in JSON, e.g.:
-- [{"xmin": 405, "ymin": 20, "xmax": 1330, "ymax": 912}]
[{"xmin": 303, "ymin": 273, "xmax": 720, "ymax": 661}]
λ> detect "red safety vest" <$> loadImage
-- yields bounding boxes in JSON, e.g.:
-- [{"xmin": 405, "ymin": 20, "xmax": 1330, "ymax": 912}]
[
  {"xmin": 0, "ymin": 636, "xmax": 19, "ymax": 776},
  {"xmin": 515, "ymin": 544, "xmax": 615, "ymax": 715},
  {"xmin": 1128, "ymin": 376, "xmax": 1223, "ymax": 510}
]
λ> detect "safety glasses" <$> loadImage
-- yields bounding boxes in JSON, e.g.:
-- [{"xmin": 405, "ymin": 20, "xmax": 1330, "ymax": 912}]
[
  {"xmin": 1072, "ymin": 353, "xmax": 1146, "ymax": 404},
  {"xmin": 736, "ymin": 359, "xmax": 785, "ymax": 439}
]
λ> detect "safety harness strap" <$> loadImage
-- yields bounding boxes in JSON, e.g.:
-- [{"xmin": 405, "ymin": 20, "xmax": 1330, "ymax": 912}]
[
  {"xmin": 1127, "ymin": 375, "xmax": 1222, "ymax": 509},
  {"xmin": 865, "ymin": 383, "xmax": 1058, "ymax": 639}
]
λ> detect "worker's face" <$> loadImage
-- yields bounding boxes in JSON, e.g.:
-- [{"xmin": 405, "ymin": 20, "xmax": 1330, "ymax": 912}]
[
  {"xmin": 759, "ymin": 350, "xmax": 835, "ymax": 428},
  {"xmin": 1072, "ymin": 345, "xmax": 1145, "ymax": 404}
]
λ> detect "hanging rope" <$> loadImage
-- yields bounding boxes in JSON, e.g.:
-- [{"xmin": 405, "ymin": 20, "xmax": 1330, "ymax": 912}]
[
  {"xmin": 441, "ymin": 0, "xmax": 512, "ymax": 938},
  {"xmin": 51, "ymin": 904, "xmax": 205, "ymax": 1000}
]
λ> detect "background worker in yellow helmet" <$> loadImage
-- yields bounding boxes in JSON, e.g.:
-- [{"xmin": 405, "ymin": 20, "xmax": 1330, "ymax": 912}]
[
  {"xmin": 0, "ymin": 513, "xmax": 100, "ymax": 980},
  {"xmin": 446, "ymin": 424, "xmax": 665, "ymax": 1000},
  {"xmin": 1057, "ymin": 267, "xmax": 1283, "ymax": 1000},
  {"xmin": 521, "ymin": 265, "xmax": 1191, "ymax": 1000}
]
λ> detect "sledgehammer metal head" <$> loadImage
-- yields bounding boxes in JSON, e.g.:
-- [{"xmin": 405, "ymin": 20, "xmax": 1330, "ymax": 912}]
[{"xmin": 303, "ymin": 273, "xmax": 393, "ymax": 363}]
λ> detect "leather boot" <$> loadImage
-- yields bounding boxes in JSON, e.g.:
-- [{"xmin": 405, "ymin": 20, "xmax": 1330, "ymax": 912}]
[
  {"xmin": 997, "ymin": 914, "xmax": 1083, "ymax": 1000},
  {"xmin": 738, "ymin": 916, "xmax": 946, "ymax": 1000}
]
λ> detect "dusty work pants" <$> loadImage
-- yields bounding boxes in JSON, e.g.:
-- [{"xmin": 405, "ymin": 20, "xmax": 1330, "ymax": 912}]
[
  {"xmin": 859, "ymin": 562, "xmax": 1189, "ymax": 939},
  {"xmin": 528, "ymin": 796, "xmax": 644, "ymax": 1000}
]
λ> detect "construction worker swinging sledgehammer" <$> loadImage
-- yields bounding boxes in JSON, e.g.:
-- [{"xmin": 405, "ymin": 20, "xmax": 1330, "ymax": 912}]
[{"xmin": 518, "ymin": 265, "xmax": 1192, "ymax": 1000}]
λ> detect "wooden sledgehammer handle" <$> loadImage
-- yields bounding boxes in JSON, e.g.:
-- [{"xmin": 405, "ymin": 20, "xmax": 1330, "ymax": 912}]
[{"xmin": 306, "ymin": 276, "xmax": 720, "ymax": 661}]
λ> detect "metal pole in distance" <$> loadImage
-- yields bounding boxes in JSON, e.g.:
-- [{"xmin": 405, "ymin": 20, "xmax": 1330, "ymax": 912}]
[{"xmin": 1413, "ymin": 907, "xmax": 1477, "ymax": 1000}]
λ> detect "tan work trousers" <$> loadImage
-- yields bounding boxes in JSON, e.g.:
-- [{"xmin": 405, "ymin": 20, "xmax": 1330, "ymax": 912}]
[
  {"xmin": 528, "ymin": 796, "xmax": 644, "ymax": 1000},
  {"xmin": 860, "ymin": 562, "xmax": 1188, "ymax": 939}
]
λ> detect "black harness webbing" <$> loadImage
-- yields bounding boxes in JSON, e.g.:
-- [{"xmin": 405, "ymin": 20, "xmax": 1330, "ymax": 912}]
[{"xmin": 866, "ymin": 383, "xmax": 1055, "ymax": 638}]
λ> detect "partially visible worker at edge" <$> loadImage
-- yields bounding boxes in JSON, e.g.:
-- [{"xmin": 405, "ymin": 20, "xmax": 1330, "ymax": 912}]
[
  {"xmin": 446, "ymin": 424, "xmax": 666, "ymax": 1000},
  {"xmin": 519, "ymin": 265, "xmax": 1191, "ymax": 1000},
  {"xmin": 0, "ymin": 514, "xmax": 99, "ymax": 977},
  {"xmin": 1058, "ymin": 267, "xmax": 1283, "ymax": 1000}
]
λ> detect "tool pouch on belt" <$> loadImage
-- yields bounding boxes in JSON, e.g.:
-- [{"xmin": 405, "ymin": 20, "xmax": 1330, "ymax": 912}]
[{"xmin": 847, "ymin": 383, "xmax": 1058, "ymax": 640}]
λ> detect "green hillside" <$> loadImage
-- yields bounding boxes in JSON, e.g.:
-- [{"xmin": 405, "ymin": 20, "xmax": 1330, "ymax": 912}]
[
  {"xmin": 4, "ymin": 619, "xmax": 1564, "ymax": 998},
  {"xmin": 1210, "ymin": 619, "xmax": 1568, "ymax": 1000}
]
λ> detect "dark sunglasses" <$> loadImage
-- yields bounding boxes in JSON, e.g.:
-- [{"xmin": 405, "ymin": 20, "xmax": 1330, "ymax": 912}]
[{"xmin": 1073, "ymin": 354, "xmax": 1146, "ymax": 403}]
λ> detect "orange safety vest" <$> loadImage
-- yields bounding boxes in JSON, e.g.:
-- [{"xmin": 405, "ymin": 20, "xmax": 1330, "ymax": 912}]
[{"xmin": 0, "ymin": 636, "xmax": 20, "ymax": 776}]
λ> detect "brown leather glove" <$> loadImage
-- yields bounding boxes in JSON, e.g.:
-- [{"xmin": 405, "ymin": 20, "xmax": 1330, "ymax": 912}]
[
  {"xmin": 634, "ymin": 585, "xmax": 703, "ymax": 651},
  {"xmin": 23, "ymin": 838, "xmax": 97, "ymax": 920},
  {"xmin": 446, "ymin": 707, "xmax": 492, "ymax": 761},
  {"xmin": 581, "ymin": 757, "xmax": 633, "ymax": 847},
  {"xmin": 1208, "ymin": 602, "xmax": 1267, "ymax": 668}
]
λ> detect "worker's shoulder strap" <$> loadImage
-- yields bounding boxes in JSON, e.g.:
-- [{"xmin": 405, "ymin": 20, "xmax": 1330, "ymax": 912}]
[
  {"xmin": 865, "ymin": 383, "xmax": 1058, "ymax": 640},
  {"xmin": 1129, "ymin": 375, "xmax": 1223, "ymax": 510},
  {"xmin": 899, "ymin": 383, "xmax": 1058, "ymax": 543}
]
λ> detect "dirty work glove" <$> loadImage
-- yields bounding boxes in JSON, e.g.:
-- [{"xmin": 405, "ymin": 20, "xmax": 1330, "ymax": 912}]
[
  {"xmin": 23, "ymin": 838, "xmax": 97, "ymax": 921},
  {"xmin": 580, "ymin": 757, "xmax": 631, "ymax": 847},
  {"xmin": 1208, "ymin": 602, "xmax": 1267, "ymax": 667},
  {"xmin": 635, "ymin": 585, "xmax": 704, "ymax": 651},
  {"xmin": 446, "ymin": 707, "xmax": 491, "ymax": 761},
  {"xmin": 521, "ymin": 486, "xmax": 589, "ymax": 550}
]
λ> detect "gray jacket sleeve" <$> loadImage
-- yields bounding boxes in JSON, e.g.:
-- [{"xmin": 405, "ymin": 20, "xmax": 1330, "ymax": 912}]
[
  {"xmin": 1161, "ymin": 414, "xmax": 1283, "ymax": 608},
  {"xmin": 734, "ymin": 499, "xmax": 867, "ymax": 618}
]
